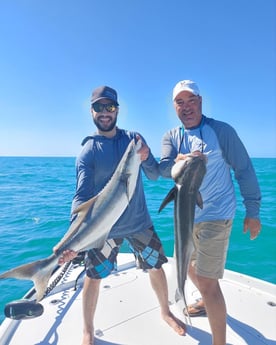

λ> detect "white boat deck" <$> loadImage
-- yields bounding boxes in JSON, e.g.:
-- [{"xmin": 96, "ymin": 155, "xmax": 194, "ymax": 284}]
[{"xmin": 0, "ymin": 254, "xmax": 275, "ymax": 345}]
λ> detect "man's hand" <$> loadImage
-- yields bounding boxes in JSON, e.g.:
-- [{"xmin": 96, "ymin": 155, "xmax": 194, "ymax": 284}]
[
  {"xmin": 55, "ymin": 249, "xmax": 78, "ymax": 265},
  {"xmin": 138, "ymin": 141, "xmax": 149, "ymax": 161},
  {"xmin": 175, "ymin": 151, "xmax": 206, "ymax": 163},
  {"xmin": 243, "ymin": 218, "xmax": 261, "ymax": 240},
  {"xmin": 136, "ymin": 135, "xmax": 149, "ymax": 161}
]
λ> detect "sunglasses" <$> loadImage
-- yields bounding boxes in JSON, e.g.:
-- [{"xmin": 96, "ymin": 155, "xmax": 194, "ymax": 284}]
[{"xmin": 92, "ymin": 102, "xmax": 117, "ymax": 113}]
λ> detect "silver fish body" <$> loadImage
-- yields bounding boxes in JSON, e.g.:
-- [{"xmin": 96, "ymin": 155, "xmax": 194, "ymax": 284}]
[
  {"xmin": 159, "ymin": 155, "xmax": 206, "ymax": 310},
  {"xmin": 0, "ymin": 139, "xmax": 142, "ymax": 301}
]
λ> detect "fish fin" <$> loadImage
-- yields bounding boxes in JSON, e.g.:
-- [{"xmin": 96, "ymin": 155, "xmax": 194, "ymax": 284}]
[
  {"xmin": 125, "ymin": 173, "xmax": 132, "ymax": 201},
  {"xmin": 54, "ymin": 196, "xmax": 99, "ymax": 253},
  {"xmin": 196, "ymin": 191, "xmax": 204, "ymax": 209},
  {"xmin": 158, "ymin": 187, "xmax": 176, "ymax": 212},
  {"xmin": 73, "ymin": 195, "xmax": 99, "ymax": 214},
  {"xmin": 175, "ymin": 288, "xmax": 181, "ymax": 303},
  {"xmin": 175, "ymin": 287, "xmax": 188, "ymax": 306},
  {"xmin": 0, "ymin": 254, "xmax": 58, "ymax": 302}
]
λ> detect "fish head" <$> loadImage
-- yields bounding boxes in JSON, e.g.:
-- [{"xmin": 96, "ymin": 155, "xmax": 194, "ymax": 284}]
[{"xmin": 171, "ymin": 155, "xmax": 206, "ymax": 192}]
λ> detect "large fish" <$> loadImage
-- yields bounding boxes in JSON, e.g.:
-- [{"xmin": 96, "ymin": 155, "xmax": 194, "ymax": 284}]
[
  {"xmin": 0, "ymin": 139, "xmax": 142, "ymax": 302},
  {"xmin": 159, "ymin": 155, "xmax": 206, "ymax": 312}
]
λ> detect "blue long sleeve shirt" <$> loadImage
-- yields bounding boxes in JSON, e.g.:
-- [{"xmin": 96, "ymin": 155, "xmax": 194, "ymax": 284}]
[
  {"xmin": 71, "ymin": 128, "xmax": 159, "ymax": 238},
  {"xmin": 159, "ymin": 115, "xmax": 261, "ymax": 223}
]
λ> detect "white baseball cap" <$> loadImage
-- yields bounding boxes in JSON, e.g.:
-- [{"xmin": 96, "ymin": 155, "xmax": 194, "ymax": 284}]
[{"xmin": 172, "ymin": 80, "xmax": 200, "ymax": 100}]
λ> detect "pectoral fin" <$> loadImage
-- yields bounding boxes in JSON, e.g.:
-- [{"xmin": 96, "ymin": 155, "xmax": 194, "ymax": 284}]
[
  {"xmin": 54, "ymin": 195, "xmax": 99, "ymax": 252},
  {"xmin": 159, "ymin": 187, "xmax": 176, "ymax": 212},
  {"xmin": 196, "ymin": 192, "xmax": 204, "ymax": 209}
]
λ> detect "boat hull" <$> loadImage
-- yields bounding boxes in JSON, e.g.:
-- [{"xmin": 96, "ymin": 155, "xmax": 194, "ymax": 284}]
[{"xmin": 0, "ymin": 254, "xmax": 275, "ymax": 345}]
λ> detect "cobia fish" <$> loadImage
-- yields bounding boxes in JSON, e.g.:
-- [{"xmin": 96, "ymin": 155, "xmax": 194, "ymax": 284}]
[
  {"xmin": 0, "ymin": 138, "xmax": 142, "ymax": 302},
  {"xmin": 159, "ymin": 155, "xmax": 206, "ymax": 313}
]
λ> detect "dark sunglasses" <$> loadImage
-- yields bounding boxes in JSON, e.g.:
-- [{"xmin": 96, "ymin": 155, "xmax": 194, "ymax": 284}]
[{"xmin": 92, "ymin": 102, "xmax": 117, "ymax": 113}]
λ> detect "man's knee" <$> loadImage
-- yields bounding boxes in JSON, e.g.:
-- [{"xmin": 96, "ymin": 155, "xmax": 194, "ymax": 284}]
[{"xmin": 196, "ymin": 275, "xmax": 219, "ymax": 295}]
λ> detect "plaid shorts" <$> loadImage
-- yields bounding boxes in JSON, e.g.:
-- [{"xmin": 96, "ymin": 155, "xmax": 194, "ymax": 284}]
[{"xmin": 85, "ymin": 226, "xmax": 168, "ymax": 279}]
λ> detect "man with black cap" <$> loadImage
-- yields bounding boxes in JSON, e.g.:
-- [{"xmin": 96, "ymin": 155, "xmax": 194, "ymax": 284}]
[
  {"xmin": 159, "ymin": 80, "xmax": 261, "ymax": 345},
  {"xmin": 59, "ymin": 86, "xmax": 186, "ymax": 345}
]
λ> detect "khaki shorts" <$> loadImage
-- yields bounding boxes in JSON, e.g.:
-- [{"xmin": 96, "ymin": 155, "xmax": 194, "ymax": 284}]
[{"xmin": 190, "ymin": 220, "xmax": 233, "ymax": 279}]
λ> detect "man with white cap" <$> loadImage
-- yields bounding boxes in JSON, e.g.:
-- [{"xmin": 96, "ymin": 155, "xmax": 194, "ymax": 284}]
[{"xmin": 159, "ymin": 80, "xmax": 261, "ymax": 345}]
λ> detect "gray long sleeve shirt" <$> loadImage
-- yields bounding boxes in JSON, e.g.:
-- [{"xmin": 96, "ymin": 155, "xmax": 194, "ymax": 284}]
[
  {"xmin": 71, "ymin": 128, "xmax": 159, "ymax": 238},
  {"xmin": 159, "ymin": 115, "xmax": 261, "ymax": 222}
]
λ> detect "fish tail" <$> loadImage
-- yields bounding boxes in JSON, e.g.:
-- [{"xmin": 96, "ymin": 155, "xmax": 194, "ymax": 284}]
[
  {"xmin": 184, "ymin": 310, "xmax": 192, "ymax": 327},
  {"xmin": 0, "ymin": 254, "xmax": 58, "ymax": 302},
  {"xmin": 174, "ymin": 288, "xmax": 182, "ymax": 303},
  {"xmin": 175, "ymin": 288, "xmax": 192, "ymax": 326}
]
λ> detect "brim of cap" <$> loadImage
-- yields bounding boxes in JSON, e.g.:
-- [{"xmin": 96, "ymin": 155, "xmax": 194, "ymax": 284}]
[
  {"xmin": 91, "ymin": 97, "xmax": 119, "ymax": 105},
  {"xmin": 173, "ymin": 87, "xmax": 199, "ymax": 100}
]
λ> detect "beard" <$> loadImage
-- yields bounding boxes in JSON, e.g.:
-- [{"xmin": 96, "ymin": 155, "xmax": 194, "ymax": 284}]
[{"xmin": 93, "ymin": 114, "xmax": 117, "ymax": 132}]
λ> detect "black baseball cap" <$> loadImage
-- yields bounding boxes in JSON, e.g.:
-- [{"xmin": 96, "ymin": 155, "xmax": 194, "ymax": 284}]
[{"xmin": 91, "ymin": 86, "xmax": 119, "ymax": 105}]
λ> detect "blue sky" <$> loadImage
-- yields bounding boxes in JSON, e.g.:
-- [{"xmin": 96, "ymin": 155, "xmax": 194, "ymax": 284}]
[{"xmin": 0, "ymin": 0, "xmax": 275, "ymax": 157}]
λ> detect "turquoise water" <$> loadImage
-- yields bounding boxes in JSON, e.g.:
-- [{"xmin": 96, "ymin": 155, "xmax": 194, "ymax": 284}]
[{"xmin": 0, "ymin": 157, "xmax": 275, "ymax": 323}]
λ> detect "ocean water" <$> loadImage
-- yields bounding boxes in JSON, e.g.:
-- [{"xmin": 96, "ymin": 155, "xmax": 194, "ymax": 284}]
[{"xmin": 0, "ymin": 157, "xmax": 275, "ymax": 323}]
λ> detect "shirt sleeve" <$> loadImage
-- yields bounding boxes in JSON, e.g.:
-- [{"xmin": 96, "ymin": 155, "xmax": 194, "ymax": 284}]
[
  {"xmin": 136, "ymin": 132, "xmax": 160, "ymax": 180},
  {"xmin": 159, "ymin": 130, "xmax": 179, "ymax": 178},
  {"xmin": 211, "ymin": 119, "xmax": 261, "ymax": 219}
]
